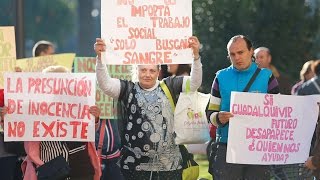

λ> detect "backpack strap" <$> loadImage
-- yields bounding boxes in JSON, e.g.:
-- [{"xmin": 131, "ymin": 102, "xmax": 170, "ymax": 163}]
[
  {"xmin": 160, "ymin": 81, "xmax": 175, "ymax": 111},
  {"xmin": 97, "ymin": 119, "xmax": 107, "ymax": 160},
  {"xmin": 243, "ymin": 68, "xmax": 261, "ymax": 92},
  {"xmin": 185, "ymin": 78, "xmax": 191, "ymax": 93},
  {"xmin": 160, "ymin": 78, "xmax": 192, "ymax": 111}
]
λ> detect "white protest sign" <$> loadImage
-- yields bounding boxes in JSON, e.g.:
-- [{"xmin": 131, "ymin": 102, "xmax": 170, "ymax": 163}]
[
  {"xmin": 101, "ymin": 0, "xmax": 193, "ymax": 65},
  {"xmin": 4, "ymin": 73, "xmax": 96, "ymax": 142},
  {"xmin": 227, "ymin": 92, "xmax": 319, "ymax": 165}
]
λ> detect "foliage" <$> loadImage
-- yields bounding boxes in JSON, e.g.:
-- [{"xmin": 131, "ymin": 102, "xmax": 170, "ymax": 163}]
[
  {"xmin": 24, "ymin": 0, "xmax": 77, "ymax": 48},
  {"xmin": 1, "ymin": 0, "xmax": 320, "ymax": 88},
  {"xmin": 192, "ymin": 0, "xmax": 320, "ymax": 92},
  {"xmin": 0, "ymin": 1, "xmax": 15, "ymax": 25},
  {"xmin": 0, "ymin": 0, "xmax": 77, "ymax": 54},
  {"xmin": 195, "ymin": 154, "xmax": 213, "ymax": 180}
]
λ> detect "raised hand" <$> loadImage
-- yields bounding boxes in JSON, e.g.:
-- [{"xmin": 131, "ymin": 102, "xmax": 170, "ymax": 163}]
[
  {"xmin": 218, "ymin": 111, "xmax": 234, "ymax": 124},
  {"xmin": 94, "ymin": 38, "xmax": 106, "ymax": 59},
  {"xmin": 89, "ymin": 105, "xmax": 101, "ymax": 120},
  {"xmin": 188, "ymin": 36, "xmax": 201, "ymax": 61}
]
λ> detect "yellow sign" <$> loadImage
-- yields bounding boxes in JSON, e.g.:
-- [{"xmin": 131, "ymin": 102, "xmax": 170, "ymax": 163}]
[
  {"xmin": 0, "ymin": 26, "xmax": 16, "ymax": 88},
  {"xmin": 16, "ymin": 53, "xmax": 75, "ymax": 72}
]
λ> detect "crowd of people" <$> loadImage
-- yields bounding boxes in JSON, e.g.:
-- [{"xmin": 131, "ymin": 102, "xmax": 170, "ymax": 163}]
[{"xmin": 0, "ymin": 34, "xmax": 319, "ymax": 180}]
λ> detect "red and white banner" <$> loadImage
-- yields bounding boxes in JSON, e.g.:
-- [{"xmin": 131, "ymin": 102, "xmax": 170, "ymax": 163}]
[
  {"xmin": 101, "ymin": 0, "xmax": 193, "ymax": 65},
  {"xmin": 3, "ymin": 72, "xmax": 96, "ymax": 142}
]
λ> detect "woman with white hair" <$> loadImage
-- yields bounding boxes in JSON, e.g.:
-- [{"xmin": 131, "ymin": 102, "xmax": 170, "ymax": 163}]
[{"xmin": 291, "ymin": 60, "xmax": 315, "ymax": 95}]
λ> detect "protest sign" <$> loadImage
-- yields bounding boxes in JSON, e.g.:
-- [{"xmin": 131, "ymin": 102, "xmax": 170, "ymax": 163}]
[
  {"xmin": 227, "ymin": 92, "xmax": 319, "ymax": 165},
  {"xmin": 101, "ymin": 0, "xmax": 193, "ymax": 65},
  {"xmin": 73, "ymin": 57, "xmax": 132, "ymax": 119},
  {"xmin": 4, "ymin": 72, "xmax": 96, "ymax": 142},
  {"xmin": 15, "ymin": 53, "xmax": 75, "ymax": 72},
  {"xmin": 0, "ymin": 26, "xmax": 16, "ymax": 88}
]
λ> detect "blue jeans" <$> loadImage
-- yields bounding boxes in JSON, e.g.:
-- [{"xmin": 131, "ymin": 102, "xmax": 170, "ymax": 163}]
[{"xmin": 101, "ymin": 157, "xmax": 124, "ymax": 180}]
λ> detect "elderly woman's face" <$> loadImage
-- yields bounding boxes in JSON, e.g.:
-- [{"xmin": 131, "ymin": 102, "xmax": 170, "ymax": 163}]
[{"xmin": 137, "ymin": 65, "xmax": 160, "ymax": 89}]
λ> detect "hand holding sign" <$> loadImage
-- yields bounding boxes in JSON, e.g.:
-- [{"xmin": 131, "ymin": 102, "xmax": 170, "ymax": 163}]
[
  {"xmin": 218, "ymin": 111, "xmax": 234, "ymax": 125},
  {"xmin": 188, "ymin": 36, "xmax": 200, "ymax": 60},
  {"xmin": 305, "ymin": 156, "xmax": 317, "ymax": 170},
  {"xmin": 94, "ymin": 38, "xmax": 106, "ymax": 60},
  {"xmin": 14, "ymin": 66, "xmax": 22, "ymax": 72},
  {"xmin": 89, "ymin": 105, "xmax": 101, "ymax": 123}
]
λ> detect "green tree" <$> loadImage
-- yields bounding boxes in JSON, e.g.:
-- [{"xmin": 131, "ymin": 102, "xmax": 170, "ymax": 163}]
[
  {"xmin": 193, "ymin": 0, "xmax": 320, "ymax": 92},
  {"xmin": 24, "ymin": 0, "xmax": 77, "ymax": 50},
  {"xmin": 0, "ymin": 1, "xmax": 15, "ymax": 25}
]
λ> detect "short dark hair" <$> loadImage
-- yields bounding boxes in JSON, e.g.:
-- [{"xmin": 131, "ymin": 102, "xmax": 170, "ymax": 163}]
[
  {"xmin": 32, "ymin": 40, "xmax": 54, "ymax": 57},
  {"xmin": 312, "ymin": 60, "xmax": 320, "ymax": 76},
  {"xmin": 227, "ymin": 35, "xmax": 253, "ymax": 51},
  {"xmin": 176, "ymin": 64, "xmax": 191, "ymax": 76}
]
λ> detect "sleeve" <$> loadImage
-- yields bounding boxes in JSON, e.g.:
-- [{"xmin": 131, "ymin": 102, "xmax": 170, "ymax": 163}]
[
  {"xmin": 206, "ymin": 76, "xmax": 222, "ymax": 127},
  {"xmin": 185, "ymin": 58, "xmax": 202, "ymax": 92},
  {"xmin": 24, "ymin": 141, "xmax": 44, "ymax": 166},
  {"xmin": 267, "ymin": 74, "xmax": 280, "ymax": 94},
  {"xmin": 95, "ymin": 58, "xmax": 121, "ymax": 99}
]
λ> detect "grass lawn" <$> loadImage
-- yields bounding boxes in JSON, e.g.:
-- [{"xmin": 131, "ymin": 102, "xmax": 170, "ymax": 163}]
[
  {"xmin": 194, "ymin": 154, "xmax": 213, "ymax": 180},
  {"xmin": 193, "ymin": 156, "xmax": 313, "ymax": 180}
]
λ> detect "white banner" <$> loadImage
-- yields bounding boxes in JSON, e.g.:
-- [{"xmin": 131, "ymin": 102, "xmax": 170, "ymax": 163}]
[
  {"xmin": 3, "ymin": 73, "xmax": 96, "ymax": 142},
  {"xmin": 227, "ymin": 92, "xmax": 319, "ymax": 165},
  {"xmin": 101, "ymin": 0, "xmax": 193, "ymax": 65}
]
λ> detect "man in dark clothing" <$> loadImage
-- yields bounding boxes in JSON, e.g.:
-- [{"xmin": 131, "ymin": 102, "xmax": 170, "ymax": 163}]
[
  {"xmin": 299, "ymin": 60, "xmax": 320, "ymax": 179},
  {"xmin": 254, "ymin": 47, "xmax": 292, "ymax": 95},
  {"xmin": 297, "ymin": 60, "xmax": 320, "ymax": 95},
  {"xmin": 305, "ymin": 113, "xmax": 320, "ymax": 179}
]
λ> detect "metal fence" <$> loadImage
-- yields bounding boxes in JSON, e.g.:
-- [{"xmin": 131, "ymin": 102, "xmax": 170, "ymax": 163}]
[
  {"xmin": 270, "ymin": 164, "xmax": 314, "ymax": 180},
  {"xmin": 205, "ymin": 140, "xmax": 316, "ymax": 180}
]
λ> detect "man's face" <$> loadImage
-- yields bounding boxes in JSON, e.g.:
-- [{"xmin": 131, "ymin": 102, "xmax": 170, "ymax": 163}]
[
  {"xmin": 40, "ymin": 46, "xmax": 55, "ymax": 56},
  {"xmin": 228, "ymin": 38, "xmax": 253, "ymax": 70},
  {"xmin": 138, "ymin": 65, "xmax": 160, "ymax": 89},
  {"xmin": 254, "ymin": 50, "xmax": 271, "ymax": 68}
]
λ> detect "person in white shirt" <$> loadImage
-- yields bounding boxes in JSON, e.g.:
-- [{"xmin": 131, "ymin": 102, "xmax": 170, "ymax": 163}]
[{"xmin": 94, "ymin": 36, "xmax": 202, "ymax": 180}]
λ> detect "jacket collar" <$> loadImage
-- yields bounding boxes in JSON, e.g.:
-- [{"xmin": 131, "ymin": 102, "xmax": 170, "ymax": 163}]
[{"xmin": 231, "ymin": 61, "xmax": 257, "ymax": 74}]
